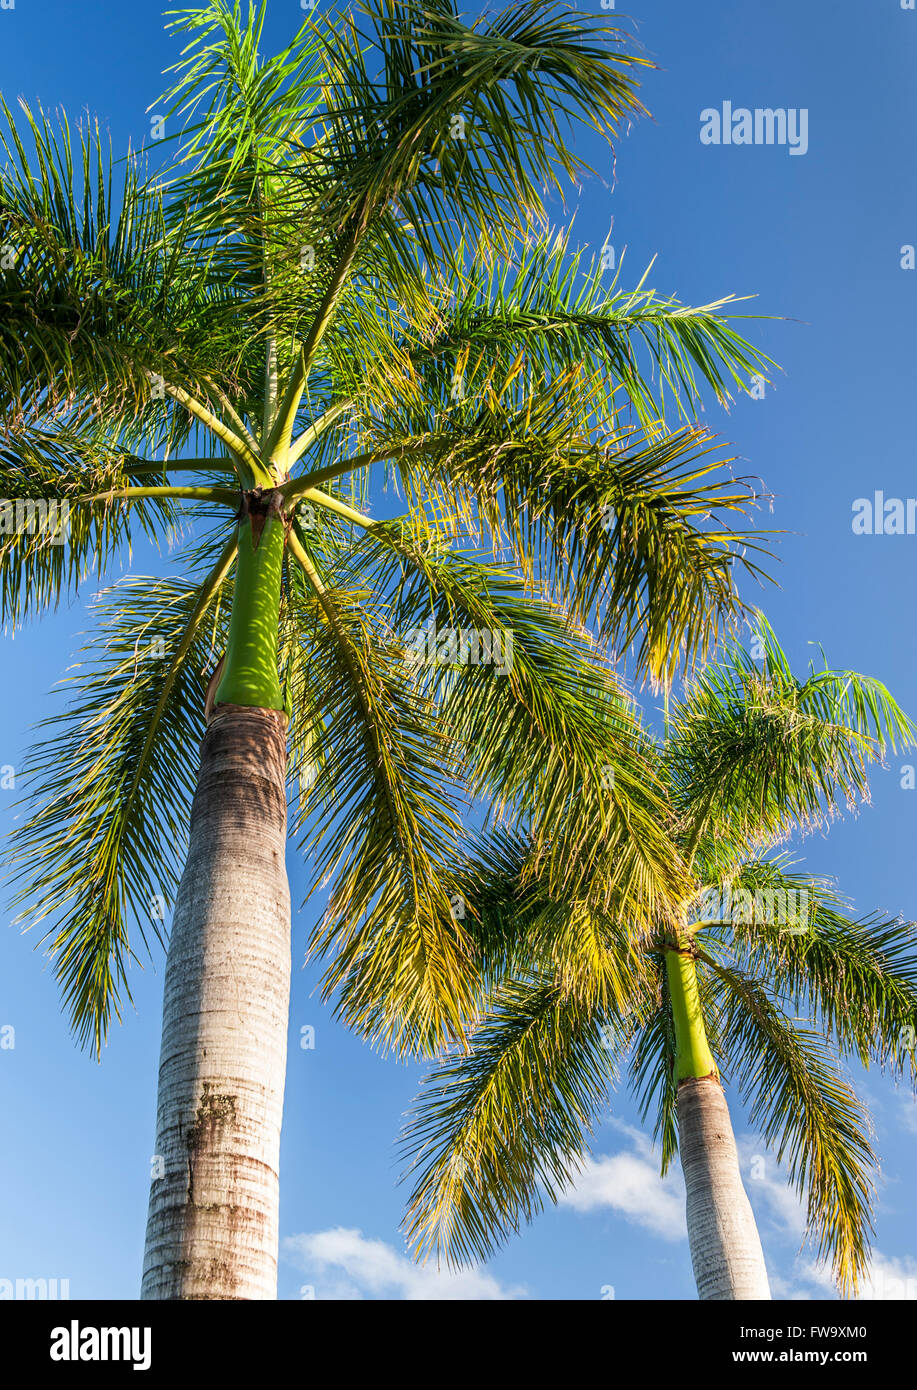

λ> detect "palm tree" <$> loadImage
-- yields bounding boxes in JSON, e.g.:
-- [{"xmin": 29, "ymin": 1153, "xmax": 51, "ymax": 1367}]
[
  {"xmin": 401, "ymin": 619, "xmax": 917, "ymax": 1299},
  {"xmin": 0, "ymin": 0, "xmax": 775, "ymax": 1299}
]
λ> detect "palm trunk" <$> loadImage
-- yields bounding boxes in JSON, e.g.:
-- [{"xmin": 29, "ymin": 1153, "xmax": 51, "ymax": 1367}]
[
  {"xmin": 666, "ymin": 943, "xmax": 771, "ymax": 1301},
  {"xmin": 141, "ymin": 703, "xmax": 290, "ymax": 1299},
  {"xmin": 678, "ymin": 1074, "xmax": 771, "ymax": 1300},
  {"xmin": 142, "ymin": 497, "xmax": 291, "ymax": 1299}
]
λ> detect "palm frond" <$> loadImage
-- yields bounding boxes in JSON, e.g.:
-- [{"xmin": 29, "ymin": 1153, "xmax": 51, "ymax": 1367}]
[
  {"xmin": 0, "ymin": 95, "xmax": 256, "ymax": 448},
  {"xmin": 7, "ymin": 563, "xmax": 232, "ymax": 1052},
  {"xmin": 286, "ymin": 530, "xmax": 472, "ymax": 1054},
  {"xmin": 348, "ymin": 519, "xmax": 686, "ymax": 916},
  {"xmin": 385, "ymin": 229, "xmax": 777, "ymax": 435},
  {"xmin": 628, "ymin": 959, "xmax": 680, "ymax": 1172},
  {"xmin": 299, "ymin": 0, "xmax": 649, "ymax": 265},
  {"xmin": 331, "ymin": 384, "xmax": 772, "ymax": 684},
  {"xmin": 669, "ymin": 614, "xmax": 916, "ymax": 857},
  {"xmin": 702, "ymin": 856, "xmax": 917, "ymax": 1083},
  {"xmin": 0, "ymin": 421, "xmax": 178, "ymax": 626},
  {"xmin": 401, "ymin": 973, "xmax": 620, "ymax": 1266}
]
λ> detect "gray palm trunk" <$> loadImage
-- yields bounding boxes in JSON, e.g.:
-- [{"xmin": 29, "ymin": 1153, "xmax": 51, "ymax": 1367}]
[
  {"xmin": 678, "ymin": 1075, "xmax": 772, "ymax": 1300},
  {"xmin": 141, "ymin": 704, "xmax": 291, "ymax": 1300}
]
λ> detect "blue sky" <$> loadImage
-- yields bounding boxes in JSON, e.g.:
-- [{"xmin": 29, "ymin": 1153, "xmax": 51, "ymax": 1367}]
[{"xmin": 1, "ymin": 0, "xmax": 917, "ymax": 1301}]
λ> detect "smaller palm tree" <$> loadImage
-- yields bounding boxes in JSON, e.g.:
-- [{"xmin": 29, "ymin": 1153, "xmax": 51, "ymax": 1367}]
[{"xmin": 400, "ymin": 619, "xmax": 917, "ymax": 1299}]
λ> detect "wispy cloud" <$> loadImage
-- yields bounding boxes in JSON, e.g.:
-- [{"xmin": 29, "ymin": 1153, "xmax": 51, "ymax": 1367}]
[
  {"xmin": 850, "ymin": 1251, "xmax": 917, "ymax": 1300},
  {"xmin": 282, "ymin": 1228, "xmax": 527, "ymax": 1300},
  {"xmin": 559, "ymin": 1123, "xmax": 686, "ymax": 1241},
  {"xmin": 897, "ymin": 1095, "xmax": 917, "ymax": 1135},
  {"xmin": 785, "ymin": 1252, "xmax": 917, "ymax": 1301}
]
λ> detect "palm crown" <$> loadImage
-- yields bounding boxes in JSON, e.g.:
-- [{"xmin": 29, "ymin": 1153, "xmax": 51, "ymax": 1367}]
[
  {"xmin": 2, "ymin": 0, "xmax": 774, "ymax": 1057},
  {"xmin": 400, "ymin": 619, "xmax": 917, "ymax": 1293}
]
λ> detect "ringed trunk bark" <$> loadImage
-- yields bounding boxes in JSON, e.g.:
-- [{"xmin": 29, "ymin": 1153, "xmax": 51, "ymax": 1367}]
[
  {"xmin": 141, "ymin": 703, "xmax": 291, "ymax": 1300},
  {"xmin": 678, "ymin": 1074, "xmax": 771, "ymax": 1300}
]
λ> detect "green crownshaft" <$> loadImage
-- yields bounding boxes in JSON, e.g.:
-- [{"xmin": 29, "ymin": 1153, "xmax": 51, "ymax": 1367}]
[
  {"xmin": 666, "ymin": 943, "xmax": 718, "ymax": 1082},
  {"xmin": 213, "ymin": 512, "xmax": 286, "ymax": 713}
]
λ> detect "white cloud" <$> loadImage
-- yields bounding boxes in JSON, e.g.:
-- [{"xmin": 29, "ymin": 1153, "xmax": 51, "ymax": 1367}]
[
  {"xmin": 784, "ymin": 1251, "xmax": 917, "ymax": 1302},
  {"xmin": 559, "ymin": 1124, "xmax": 686, "ymax": 1240},
  {"xmin": 282, "ymin": 1228, "xmax": 527, "ymax": 1300},
  {"xmin": 845, "ymin": 1252, "xmax": 917, "ymax": 1301},
  {"xmin": 767, "ymin": 1269, "xmax": 817, "ymax": 1301},
  {"xmin": 547, "ymin": 1118, "xmax": 917, "ymax": 1304},
  {"xmin": 897, "ymin": 1096, "xmax": 917, "ymax": 1135}
]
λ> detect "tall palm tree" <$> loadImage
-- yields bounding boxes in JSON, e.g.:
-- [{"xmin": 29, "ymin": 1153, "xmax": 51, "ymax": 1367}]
[
  {"xmin": 401, "ymin": 619, "xmax": 917, "ymax": 1299},
  {"xmin": 0, "ymin": 0, "xmax": 774, "ymax": 1299}
]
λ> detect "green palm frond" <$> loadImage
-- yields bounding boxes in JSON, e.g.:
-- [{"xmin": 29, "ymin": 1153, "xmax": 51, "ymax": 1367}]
[
  {"xmin": 703, "ymin": 856, "xmax": 917, "ymax": 1083},
  {"xmin": 348, "ymin": 520, "xmax": 685, "ymax": 916},
  {"xmin": 0, "ymin": 95, "xmax": 257, "ymax": 449},
  {"xmin": 156, "ymin": 0, "xmax": 328, "ymax": 419},
  {"xmin": 300, "ymin": 0, "xmax": 649, "ymax": 266},
  {"xmin": 285, "ymin": 532, "xmax": 472, "ymax": 1054},
  {"xmin": 334, "ymin": 389, "xmax": 772, "ymax": 683},
  {"xmin": 438, "ymin": 827, "xmax": 536, "ymax": 990},
  {"xmin": 0, "ymin": 421, "xmax": 179, "ymax": 626},
  {"xmin": 160, "ymin": 0, "xmax": 324, "ymax": 189},
  {"xmin": 401, "ymin": 973, "xmax": 623, "ymax": 1266},
  {"xmin": 669, "ymin": 613, "xmax": 916, "ymax": 858},
  {"xmin": 379, "ymin": 229, "xmax": 776, "ymax": 436},
  {"xmin": 7, "ymin": 563, "xmax": 232, "ymax": 1052},
  {"xmin": 628, "ymin": 963, "xmax": 680, "ymax": 1172},
  {"xmin": 452, "ymin": 827, "xmax": 661, "ymax": 1015}
]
